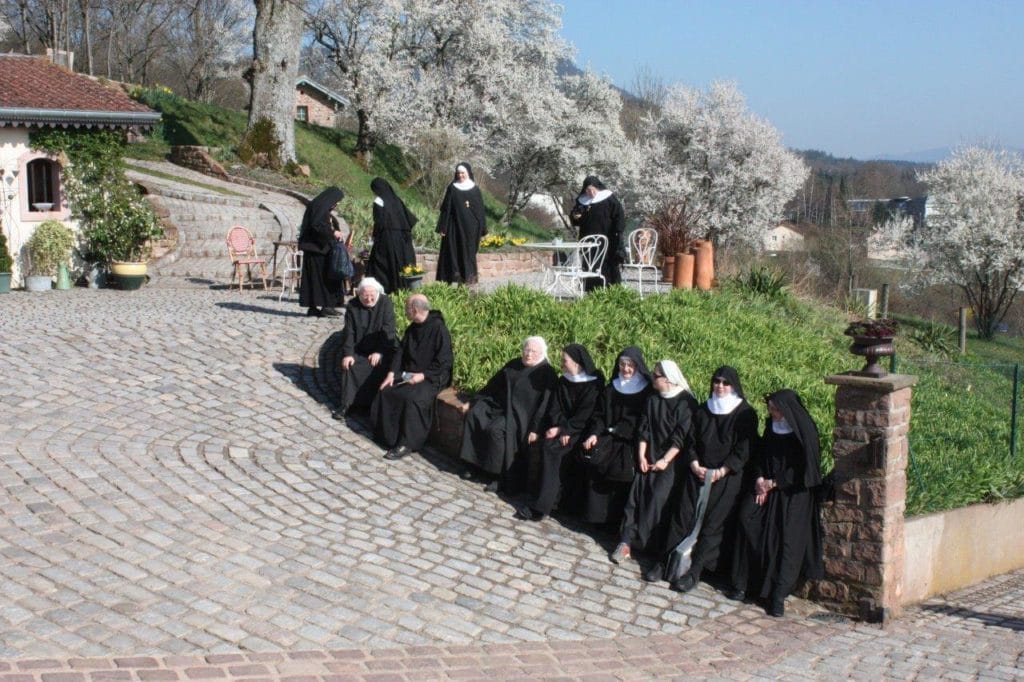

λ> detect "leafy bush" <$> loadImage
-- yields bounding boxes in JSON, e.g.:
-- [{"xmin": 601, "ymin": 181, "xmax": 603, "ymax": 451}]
[
  {"xmin": 238, "ymin": 117, "xmax": 283, "ymax": 169},
  {"xmin": 729, "ymin": 265, "xmax": 789, "ymax": 300},
  {"xmin": 0, "ymin": 230, "xmax": 12, "ymax": 272},
  {"xmin": 911, "ymin": 320, "xmax": 957, "ymax": 356},
  {"xmin": 25, "ymin": 220, "xmax": 73, "ymax": 275}
]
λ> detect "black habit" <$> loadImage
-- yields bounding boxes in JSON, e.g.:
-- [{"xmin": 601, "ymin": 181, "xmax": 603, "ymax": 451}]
[
  {"xmin": 730, "ymin": 389, "xmax": 825, "ymax": 606},
  {"xmin": 619, "ymin": 390, "xmax": 697, "ymax": 554},
  {"xmin": 370, "ymin": 310, "xmax": 452, "ymax": 451},
  {"xmin": 366, "ymin": 178, "xmax": 417, "ymax": 294},
  {"xmin": 298, "ymin": 186, "xmax": 344, "ymax": 310},
  {"xmin": 663, "ymin": 366, "xmax": 758, "ymax": 580},
  {"xmin": 531, "ymin": 345, "xmax": 604, "ymax": 516},
  {"xmin": 459, "ymin": 357, "xmax": 558, "ymax": 489},
  {"xmin": 338, "ymin": 294, "xmax": 398, "ymax": 413},
  {"xmin": 580, "ymin": 347, "xmax": 653, "ymax": 525},
  {"xmin": 436, "ymin": 163, "xmax": 486, "ymax": 285},
  {"xmin": 569, "ymin": 176, "xmax": 626, "ymax": 287}
]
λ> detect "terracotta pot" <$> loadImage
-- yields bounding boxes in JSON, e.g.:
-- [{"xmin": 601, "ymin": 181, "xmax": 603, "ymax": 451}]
[
  {"xmin": 692, "ymin": 239, "xmax": 714, "ymax": 290},
  {"xmin": 673, "ymin": 252, "xmax": 694, "ymax": 289},
  {"xmin": 661, "ymin": 256, "xmax": 675, "ymax": 282}
]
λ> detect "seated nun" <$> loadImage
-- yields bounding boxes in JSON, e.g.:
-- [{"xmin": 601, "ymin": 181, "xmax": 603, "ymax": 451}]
[
  {"xmin": 459, "ymin": 336, "xmax": 559, "ymax": 493},
  {"xmin": 332, "ymin": 277, "xmax": 397, "ymax": 419}
]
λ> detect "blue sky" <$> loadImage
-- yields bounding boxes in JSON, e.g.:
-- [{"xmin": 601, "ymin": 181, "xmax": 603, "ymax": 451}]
[{"xmin": 558, "ymin": 0, "xmax": 1023, "ymax": 159}]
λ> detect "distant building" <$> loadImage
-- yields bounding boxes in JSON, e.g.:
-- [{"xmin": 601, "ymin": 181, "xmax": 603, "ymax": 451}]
[
  {"xmin": 294, "ymin": 77, "xmax": 349, "ymax": 128},
  {"xmin": 764, "ymin": 223, "xmax": 805, "ymax": 252},
  {"xmin": 848, "ymin": 195, "xmax": 932, "ymax": 228}
]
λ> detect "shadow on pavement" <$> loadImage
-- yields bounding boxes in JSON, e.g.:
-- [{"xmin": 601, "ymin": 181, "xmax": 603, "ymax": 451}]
[
  {"xmin": 921, "ymin": 604, "xmax": 1024, "ymax": 631},
  {"xmin": 216, "ymin": 301, "xmax": 306, "ymax": 317}
]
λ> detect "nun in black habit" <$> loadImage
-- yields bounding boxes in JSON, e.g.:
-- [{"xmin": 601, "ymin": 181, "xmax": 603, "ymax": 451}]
[
  {"xmin": 459, "ymin": 336, "xmax": 559, "ymax": 494},
  {"xmin": 436, "ymin": 162, "xmax": 486, "ymax": 285},
  {"xmin": 366, "ymin": 177, "xmax": 417, "ymax": 294},
  {"xmin": 298, "ymin": 186, "xmax": 345, "ymax": 317},
  {"xmin": 612, "ymin": 360, "xmax": 697, "ymax": 563},
  {"xmin": 727, "ymin": 389, "xmax": 824, "ymax": 617},
  {"xmin": 370, "ymin": 293, "xmax": 453, "ymax": 461},
  {"xmin": 332, "ymin": 277, "xmax": 397, "ymax": 419},
  {"xmin": 515, "ymin": 344, "xmax": 604, "ymax": 522},
  {"xmin": 569, "ymin": 175, "xmax": 626, "ymax": 288},
  {"xmin": 579, "ymin": 347, "xmax": 653, "ymax": 527},
  {"xmin": 653, "ymin": 366, "xmax": 759, "ymax": 592}
]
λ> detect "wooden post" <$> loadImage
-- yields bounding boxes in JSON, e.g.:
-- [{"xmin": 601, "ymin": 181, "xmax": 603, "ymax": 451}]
[{"xmin": 959, "ymin": 307, "xmax": 968, "ymax": 354}]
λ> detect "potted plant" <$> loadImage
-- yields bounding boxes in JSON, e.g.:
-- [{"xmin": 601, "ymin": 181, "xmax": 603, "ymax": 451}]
[
  {"xmin": 646, "ymin": 203, "xmax": 696, "ymax": 282},
  {"xmin": 844, "ymin": 318, "xmax": 899, "ymax": 377},
  {"xmin": 23, "ymin": 219, "xmax": 74, "ymax": 292},
  {"xmin": 0, "ymin": 230, "xmax": 12, "ymax": 293},
  {"xmin": 400, "ymin": 263, "xmax": 425, "ymax": 289},
  {"xmin": 77, "ymin": 180, "xmax": 163, "ymax": 290}
]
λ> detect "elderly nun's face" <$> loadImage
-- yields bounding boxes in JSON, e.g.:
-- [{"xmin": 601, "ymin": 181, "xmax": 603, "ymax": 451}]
[
  {"xmin": 522, "ymin": 340, "xmax": 545, "ymax": 367},
  {"xmin": 455, "ymin": 167, "xmax": 469, "ymax": 183},
  {"xmin": 584, "ymin": 185, "xmax": 599, "ymax": 199},
  {"xmin": 652, "ymin": 363, "xmax": 669, "ymax": 389},
  {"xmin": 561, "ymin": 351, "xmax": 581, "ymax": 376},
  {"xmin": 617, "ymin": 356, "xmax": 636, "ymax": 380},
  {"xmin": 358, "ymin": 285, "xmax": 380, "ymax": 307}
]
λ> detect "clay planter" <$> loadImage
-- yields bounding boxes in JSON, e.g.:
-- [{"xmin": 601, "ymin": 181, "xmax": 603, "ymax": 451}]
[
  {"xmin": 849, "ymin": 335, "xmax": 895, "ymax": 378},
  {"xmin": 110, "ymin": 261, "xmax": 148, "ymax": 291},
  {"xmin": 692, "ymin": 239, "xmax": 714, "ymax": 291},
  {"xmin": 673, "ymin": 252, "xmax": 694, "ymax": 289},
  {"xmin": 661, "ymin": 256, "xmax": 675, "ymax": 282}
]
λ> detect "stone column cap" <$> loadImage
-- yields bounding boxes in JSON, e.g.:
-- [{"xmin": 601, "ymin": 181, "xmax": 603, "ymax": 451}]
[{"xmin": 825, "ymin": 372, "xmax": 917, "ymax": 391}]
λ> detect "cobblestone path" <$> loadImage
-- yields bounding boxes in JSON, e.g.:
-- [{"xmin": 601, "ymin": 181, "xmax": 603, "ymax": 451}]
[{"xmin": 1, "ymin": 281, "xmax": 1021, "ymax": 679}]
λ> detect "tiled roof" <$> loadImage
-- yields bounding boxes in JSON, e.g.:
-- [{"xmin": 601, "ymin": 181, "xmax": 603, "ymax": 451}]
[{"xmin": 0, "ymin": 55, "xmax": 159, "ymax": 128}]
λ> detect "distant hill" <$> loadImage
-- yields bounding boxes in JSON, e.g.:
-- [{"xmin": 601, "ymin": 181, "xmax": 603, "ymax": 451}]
[{"xmin": 873, "ymin": 147, "xmax": 952, "ymax": 164}]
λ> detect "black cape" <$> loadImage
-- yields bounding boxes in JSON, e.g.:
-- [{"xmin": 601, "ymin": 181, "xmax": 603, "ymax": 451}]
[
  {"xmin": 581, "ymin": 346, "xmax": 653, "ymax": 524},
  {"xmin": 460, "ymin": 358, "xmax": 558, "ymax": 476},
  {"xmin": 366, "ymin": 178, "xmax": 417, "ymax": 294},
  {"xmin": 662, "ymin": 366, "xmax": 758, "ymax": 577},
  {"xmin": 436, "ymin": 163, "xmax": 486, "ymax": 284},
  {"xmin": 370, "ymin": 310, "xmax": 452, "ymax": 451},
  {"xmin": 298, "ymin": 186, "xmax": 344, "ymax": 309},
  {"xmin": 338, "ymin": 294, "xmax": 398, "ymax": 412},
  {"xmin": 569, "ymin": 180, "xmax": 625, "ymax": 287},
  {"xmin": 620, "ymin": 390, "xmax": 697, "ymax": 553},
  {"xmin": 731, "ymin": 389, "xmax": 825, "ymax": 601}
]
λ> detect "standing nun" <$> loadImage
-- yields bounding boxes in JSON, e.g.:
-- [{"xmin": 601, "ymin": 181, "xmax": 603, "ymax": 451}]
[
  {"xmin": 436, "ymin": 162, "xmax": 486, "ymax": 285},
  {"xmin": 579, "ymin": 347, "xmax": 653, "ymax": 528},
  {"xmin": 727, "ymin": 389, "xmax": 824, "ymax": 617},
  {"xmin": 611, "ymin": 360, "xmax": 697, "ymax": 563},
  {"xmin": 569, "ymin": 175, "xmax": 626, "ymax": 288},
  {"xmin": 297, "ymin": 186, "xmax": 345, "ymax": 317},
  {"xmin": 653, "ymin": 366, "xmax": 758, "ymax": 592},
  {"xmin": 366, "ymin": 177, "xmax": 417, "ymax": 294}
]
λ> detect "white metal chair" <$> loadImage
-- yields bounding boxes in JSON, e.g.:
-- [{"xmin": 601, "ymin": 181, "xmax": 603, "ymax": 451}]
[
  {"xmin": 278, "ymin": 249, "xmax": 303, "ymax": 301},
  {"xmin": 622, "ymin": 227, "xmax": 659, "ymax": 298},
  {"xmin": 552, "ymin": 234, "xmax": 607, "ymax": 297}
]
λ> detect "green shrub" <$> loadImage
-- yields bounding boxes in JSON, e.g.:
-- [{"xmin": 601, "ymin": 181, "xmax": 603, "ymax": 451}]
[
  {"xmin": 0, "ymin": 230, "xmax": 12, "ymax": 272},
  {"xmin": 238, "ymin": 117, "xmax": 283, "ymax": 169},
  {"xmin": 911, "ymin": 320, "xmax": 957, "ymax": 356},
  {"xmin": 729, "ymin": 265, "xmax": 789, "ymax": 300},
  {"xmin": 25, "ymin": 219, "xmax": 74, "ymax": 275}
]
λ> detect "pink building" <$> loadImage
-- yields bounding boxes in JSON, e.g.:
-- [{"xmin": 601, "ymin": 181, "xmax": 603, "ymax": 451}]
[{"xmin": 294, "ymin": 77, "xmax": 349, "ymax": 128}]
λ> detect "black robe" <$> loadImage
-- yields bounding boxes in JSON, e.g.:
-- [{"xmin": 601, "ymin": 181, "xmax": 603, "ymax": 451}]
[
  {"xmin": 298, "ymin": 187, "xmax": 344, "ymax": 309},
  {"xmin": 731, "ymin": 390, "xmax": 824, "ymax": 602},
  {"xmin": 580, "ymin": 385, "xmax": 651, "ymax": 525},
  {"xmin": 569, "ymin": 193, "xmax": 626, "ymax": 287},
  {"xmin": 459, "ymin": 358, "xmax": 558, "ymax": 485},
  {"xmin": 370, "ymin": 310, "xmax": 452, "ymax": 451},
  {"xmin": 366, "ymin": 179, "xmax": 417, "ymax": 294},
  {"xmin": 436, "ymin": 183, "xmax": 486, "ymax": 284},
  {"xmin": 338, "ymin": 295, "xmax": 398, "ymax": 412},
  {"xmin": 619, "ymin": 391, "xmax": 696, "ymax": 554},
  {"xmin": 532, "ymin": 375, "xmax": 603, "ymax": 516},
  {"xmin": 663, "ymin": 399, "xmax": 758, "ymax": 578}
]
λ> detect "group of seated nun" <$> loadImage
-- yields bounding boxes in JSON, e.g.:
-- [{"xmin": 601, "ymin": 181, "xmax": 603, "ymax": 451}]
[{"xmin": 336, "ymin": 294, "xmax": 824, "ymax": 618}]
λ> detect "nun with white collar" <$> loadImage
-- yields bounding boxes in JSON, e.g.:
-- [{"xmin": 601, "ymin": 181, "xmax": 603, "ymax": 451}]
[
  {"xmin": 436, "ymin": 162, "xmax": 486, "ymax": 285},
  {"xmin": 569, "ymin": 175, "xmax": 626, "ymax": 287},
  {"xmin": 579, "ymin": 346, "xmax": 654, "ymax": 527},
  {"xmin": 654, "ymin": 366, "xmax": 758, "ymax": 593}
]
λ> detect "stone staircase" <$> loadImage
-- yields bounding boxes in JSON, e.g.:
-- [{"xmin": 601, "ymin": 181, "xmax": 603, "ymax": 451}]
[{"xmin": 125, "ymin": 160, "xmax": 308, "ymax": 283}]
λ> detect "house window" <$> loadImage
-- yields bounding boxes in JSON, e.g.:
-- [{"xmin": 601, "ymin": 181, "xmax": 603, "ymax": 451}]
[
  {"xmin": 296, "ymin": 106, "xmax": 309, "ymax": 122},
  {"xmin": 27, "ymin": 158, "xmax": 59, "ymax": 212}
]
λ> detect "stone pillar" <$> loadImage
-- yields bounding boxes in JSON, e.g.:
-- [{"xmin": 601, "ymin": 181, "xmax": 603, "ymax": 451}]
[{"xmin": 813, "ymin": 372, "xmax": 916, "ymax": 623}]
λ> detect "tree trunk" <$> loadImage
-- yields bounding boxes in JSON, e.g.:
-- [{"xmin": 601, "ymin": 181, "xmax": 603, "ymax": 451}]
[{"xmin": 248, "ymin": 0, "xmax": 303, "ymax": 165}]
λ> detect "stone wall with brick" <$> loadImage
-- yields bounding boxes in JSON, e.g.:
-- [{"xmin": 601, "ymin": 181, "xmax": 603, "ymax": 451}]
[
  {"xmin": 168, "ymin": 145, "xmax": 228, "ymax": 179},
  {"xmin": 809, "ymin": 372, "xmax": 916, "ymax": 623},
  {"xmin": 398, "ymin": 249, "xmax": 547, "ymax": 285}
]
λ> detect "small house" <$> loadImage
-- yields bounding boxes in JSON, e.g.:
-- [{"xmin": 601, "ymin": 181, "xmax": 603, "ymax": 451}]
[{"xmin": 294, "ymin": 77, "xmax": 349, "ymax": 128}]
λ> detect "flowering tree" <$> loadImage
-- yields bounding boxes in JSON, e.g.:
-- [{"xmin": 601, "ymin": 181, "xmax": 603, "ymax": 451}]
[
  {"xmin": 631, "ymin": 81, "xmax": 807, "ymax": 248},
  {"xmin": 875, "ymin": 147, "xmax": 1024, "ymax": 339}
]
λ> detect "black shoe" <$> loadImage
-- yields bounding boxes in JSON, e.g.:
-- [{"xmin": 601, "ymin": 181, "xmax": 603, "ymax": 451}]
[
  {"xmin": 307, "ymin": 307, "xmax": 323, "ymax": 317},
  {"xmin": 514, "ymin": 506, "xmax": 543, "ymax": 522},
  {"xmin": 459, "ymin": 469, "xmax": 476, "ymax": 481},
  {"xmin": 384, "ymin": 445, "xmax": 411, "ymax": 461},
  {"xmin": 331, "ymin": 406, "xmax": 349, "ymax": 420},
  {"xmin": 669, "ymin": 573, "xmax": 698, "ymax": 593},
  {"xmin": 642, "ymin": 563, "xmax": 664, "ymax": 583},
  {"xmin": 483, "ymin": 480, "xmax": 500, "ymax": 493},
  {"xmin": 321, "ymin": 307, "xmax": 342, "ymax": 317},
  {"xmin": 723, "ymin": 587, "xmax": 746, "ymax": 602},
  {"xmin": 767, "ymin": 599, "xmax": 785, "ymax": 617}
]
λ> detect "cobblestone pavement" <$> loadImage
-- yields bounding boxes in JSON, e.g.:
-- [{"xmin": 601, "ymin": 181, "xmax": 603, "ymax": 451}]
[{"xmin": 1, "ymin": 281, "xmax": 1022, "ymax": 679}]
